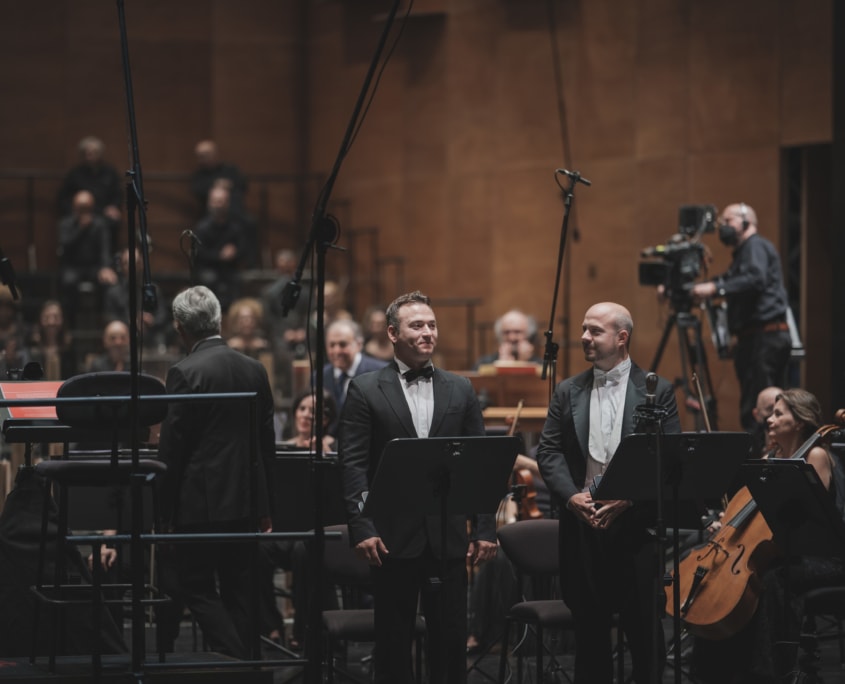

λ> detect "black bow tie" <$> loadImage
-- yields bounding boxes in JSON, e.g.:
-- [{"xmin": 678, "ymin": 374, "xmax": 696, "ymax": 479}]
[{"xmin": 403, "ymin": 366, "xmax": 434, "ymax": 383}]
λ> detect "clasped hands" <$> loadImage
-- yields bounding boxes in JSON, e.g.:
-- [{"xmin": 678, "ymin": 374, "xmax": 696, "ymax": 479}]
[{"xmin": 568, "ymin": 491, "xmax": 632, "ymax": 529}]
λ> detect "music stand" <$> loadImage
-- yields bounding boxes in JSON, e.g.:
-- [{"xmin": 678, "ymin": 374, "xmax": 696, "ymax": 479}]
[
  {"xmin": 593, "ymin": 432, "xmax": 751, "ymax": 523},
  {"xmin": 743, "ymin": 459, "xmax": 845, "ymax": 680},
  {"xmin": 362, "ymin": 435, "xmax": 519, "ymax": 677},
  {"xmin": 362, "ymin": 435, "xmax": 520, "ymax": 518},
  {"xmin": 742, "ymin": 459, "xmax": 845, "ymax": 559},
  {"xmin": 593, "ymin": 431, "xmax": 751, "ymax": 684}
]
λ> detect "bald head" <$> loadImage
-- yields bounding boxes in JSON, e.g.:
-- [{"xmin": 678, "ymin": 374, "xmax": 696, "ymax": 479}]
[
  {"xmin": 194, "ymin": 140, "xmax": 219, "ymax": 168},
  {"xmin": 581, "ymin": 302, "xmax": 633, "ymax": 371},
  {"xmin": 753, "ymin": 385, "xmax": 782, "ymax": 425}
]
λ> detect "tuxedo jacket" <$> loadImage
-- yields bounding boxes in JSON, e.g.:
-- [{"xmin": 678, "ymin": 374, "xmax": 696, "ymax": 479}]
[
  {"xmin": 339, "ymin": 363, "xmax": 493, "ymax": 559},
  {"xmin": 158, "ymin": 337, "xmax": 274, "ymax": 528},
  {"xmin": 536, "ymin": 362, "xmax": 681, "ymax": 509}
]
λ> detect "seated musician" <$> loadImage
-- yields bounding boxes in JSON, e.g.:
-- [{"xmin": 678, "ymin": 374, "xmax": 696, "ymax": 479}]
[
  {"xmin": 262, "ymin": 389, "xmax": 338, "ymax": 648},
  {"xmin": 692, "ymin": 389, "xmax": 845, "ymax": 683},
  {"xmin": 474, "ymin": 309, "xmax": 542, "ymax": 369}
]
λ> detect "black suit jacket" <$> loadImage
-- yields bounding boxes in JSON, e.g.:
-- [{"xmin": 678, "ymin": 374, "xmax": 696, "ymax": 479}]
[
  {"xmin": 339, "ymin": 363, "xmax": 493, "ymax": 559},
  {"xmin": 537, "ymin": 362, "xmax": 681, "ymax": 508},
  {"xmin": 536, "ymin": 362, "xmax": 681, "ymax": 612},
  {"xmin": 158, "ymin": 337, "xmax": 274, "ymax": 528}
]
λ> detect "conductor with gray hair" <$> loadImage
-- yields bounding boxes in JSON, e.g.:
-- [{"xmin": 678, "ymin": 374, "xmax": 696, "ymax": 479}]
[{"xmin": 157, "ymin": 285, "xmax": 274, "ymax": 658}]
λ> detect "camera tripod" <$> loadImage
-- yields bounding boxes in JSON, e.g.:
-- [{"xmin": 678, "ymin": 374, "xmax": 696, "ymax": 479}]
[{"xmin": 650, "ymin": 307, "xmax": 718, "ymax": 430}]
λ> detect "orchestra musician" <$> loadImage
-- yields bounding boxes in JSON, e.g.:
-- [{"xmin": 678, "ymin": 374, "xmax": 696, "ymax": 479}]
[
  {"xmin": 474, "ymin": 309, "xmax": 542, "ymax": 368},
  {"xmin": 338, "ymin": 290, "xmax": 497, "ymax": 684},
  {"xmin": 536, "ymin": 301, "xmax": 680, "ymax": 684},
  {"xmin": 692, "ymin": 389, "xmax": 845, "ymax": 683}
]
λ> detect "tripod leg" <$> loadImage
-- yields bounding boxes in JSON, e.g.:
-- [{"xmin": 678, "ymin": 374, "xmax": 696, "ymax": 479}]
[{"xmin": 650, "ymin": 313, "xmax": 676, "ymax": 373}]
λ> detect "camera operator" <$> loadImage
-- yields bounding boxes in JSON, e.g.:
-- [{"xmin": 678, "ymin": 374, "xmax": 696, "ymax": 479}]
[{"xmin": 690, "ymin": 202, "xmax": 791, "ymax": 431}]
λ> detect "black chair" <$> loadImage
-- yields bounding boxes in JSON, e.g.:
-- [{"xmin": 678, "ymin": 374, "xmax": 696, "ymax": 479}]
[
  {"xmin": 796, "ymin": 585, "xmax": 845, "ymax": 677},
  {"xmin": 321, "ymin": 524, "xmax": 425, "ymax": 684},
  {"xmin": 496, "ymin": 518, "xmax": 575, "ymax": 684},
  {"xmin": 29, "ymin": 371, "xmax": 170, "ymax": 675}
]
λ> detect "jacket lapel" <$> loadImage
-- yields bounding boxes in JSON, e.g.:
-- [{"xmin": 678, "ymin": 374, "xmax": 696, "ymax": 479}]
[
  {"xmin": 378, "ymin": 366, "xmax": 417, "ymax": 437},
  {"xmin": 428, "ymin": 369, "xmax": 451, "ymax": 436},
  {"xmin": 622, "ymin": 363, "xmax": 648, "ymax": 436},
  {"xmin": 571, "ymin": 369, "xmax": 592, "ymax": 459}
]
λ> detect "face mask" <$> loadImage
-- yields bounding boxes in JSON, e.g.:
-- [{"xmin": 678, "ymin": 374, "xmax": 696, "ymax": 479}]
[{"xmin": 718, "ymin": 222, "xmax": 738, "ymax": 247}]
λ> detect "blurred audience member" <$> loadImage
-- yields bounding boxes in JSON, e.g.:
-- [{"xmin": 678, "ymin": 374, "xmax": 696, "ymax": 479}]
[
  {"xmin": 86, "ymin": 320, "xmax": 130, "ymax": 373},
  {"xmin": 194, "ymin": 185, "xmax": 246, "ymax": 309},
  {"xmin": 309, "ymin": 280, "xmax": 352, "ymax": 352},
  {"xmin": 323, "ymin": 318, "xmax": 387, "ymax": 422},
  {"xmin": 262, "ymin": 249, "xmax": 308, "ymax": 360},
  {"xmin": 0, "ymin": 285, "xmax": 25, "ymax": 350},
  {"xmin": 58, "ymin": 190, "xmax": 118, "ymax": 327},
  {"xmin": 362, "ymin": 305, "xmax": 392, "ymax": 362},
  {"xmin": 190, "ymin": 140, "xmax": 248, "ymax": 220},
  {"xmin": 28, "ymin": 300, "xmax": 75, "ymax": 380},
  {"xmin": 57, "ymin": 135, "xmax": 123, "ymax": 251},
  {"xmin": 103, "ymin": 247, "xmax": 171, "ymax": 351},
  {"xmin": 225, "ymin": 298, "xmax": 270, "ymax": 359}
]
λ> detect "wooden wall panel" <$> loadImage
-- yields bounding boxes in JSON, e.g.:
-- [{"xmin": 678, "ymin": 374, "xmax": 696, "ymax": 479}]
[
  {"xmin": 688, "ymin": 1, "xmax": 781, "ymax": 151},
  {"xmin": 779, "ymin": 0, "xmax": 833, "ymax": 145},
  {"xmin": 0, "ymin": 0, "xmax": 835, "ymax": 425}
]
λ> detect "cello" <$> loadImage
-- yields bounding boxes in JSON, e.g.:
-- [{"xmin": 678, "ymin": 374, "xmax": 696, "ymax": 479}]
[{"xmin": 665, "ymin": 407, "xmax": 845, "ymax": 640}]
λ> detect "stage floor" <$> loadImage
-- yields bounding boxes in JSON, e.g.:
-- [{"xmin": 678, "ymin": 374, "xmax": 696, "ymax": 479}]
[{"xmin": 3, "ymin": 615, "xmax": 842, "ymax": 683}]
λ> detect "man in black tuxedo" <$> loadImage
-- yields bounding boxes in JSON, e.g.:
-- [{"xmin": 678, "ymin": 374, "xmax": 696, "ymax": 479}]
[
  {"xmin": 537, "ymin": 302, "xmax": 681, "ymax": 684},
  {"xmin": 157, "ymin": 285, "xmax": 274, "ymax": 659},
  {"xmin": 339, "ymin": 291, "xmax": 497, "ymax": 684}
]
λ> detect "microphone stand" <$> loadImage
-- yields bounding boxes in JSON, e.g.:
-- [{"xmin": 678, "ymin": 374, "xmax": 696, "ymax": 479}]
[
  {"xmin": 633, "ymin": 376, "xmax": 676, "ymax": 684},
  {"xmin": 115, "ymin": 0, "xmax": 158, "ymax": 673},
  {"xmin": 279, "ymin": 2, "xmax": 404, "ymax": 680},
  {"xmin": 541, "ymin": 169, "xmax": 590, "ymax": 400}
]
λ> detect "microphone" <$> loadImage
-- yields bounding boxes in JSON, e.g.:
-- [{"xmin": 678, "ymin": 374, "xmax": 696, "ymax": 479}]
[
  {"xmin": 555, "ymin": 168, "xmax": 592, "ymax": 186},
  {"xmin": 645, "ymin": 372, "xmax": 658, "ymax": 407},
  {"xmin": 511, "ymin": 342, "xmax": 519, "ymax": 361},
  {"xmin": 0, "ymin": 248, "xmax": 19, "ymax": 300}
]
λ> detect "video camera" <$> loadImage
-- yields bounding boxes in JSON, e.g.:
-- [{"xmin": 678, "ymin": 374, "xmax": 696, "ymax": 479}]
[{"xmin": 639, "ymin": 204, "xmax": 716, "ymax": 311}]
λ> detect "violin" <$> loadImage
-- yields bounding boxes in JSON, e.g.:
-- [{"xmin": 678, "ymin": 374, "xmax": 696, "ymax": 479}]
[
  {"xmin": 507, "ymin": 400, "xmax": 543, "ymax": 521},
  {"xmin": 666, "ymin": 408, "xmax": 845, "ymax": 639}
]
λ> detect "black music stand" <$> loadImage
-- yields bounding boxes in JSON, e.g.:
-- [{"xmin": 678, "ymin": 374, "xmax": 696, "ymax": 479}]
[
  {"xmin": 743, "ymin": 459, "xmax": 845, "ymax": 681},
  {"xmin": 362, "ymin": 435, "xmax": 519, "ymax": 677},
  {"xmin": 743, "ymin": 459, "xmax": 845, "ymax": 558},
  {"xmin": 593, "ymin": 431, "xmax": 751, "ymax": 684},
  {"xmin": 362, "ymin": 435, "xmax": 520, "ymax": 519},
  {"xmin": 593, "ymin": 432, "xmax": 752, "ymax": 524}
]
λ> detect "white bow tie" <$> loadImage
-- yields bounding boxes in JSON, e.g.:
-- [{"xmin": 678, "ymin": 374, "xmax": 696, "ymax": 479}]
[{"xmin": 594, "ymin": 366, "xmax": 624, "ymax": 387}]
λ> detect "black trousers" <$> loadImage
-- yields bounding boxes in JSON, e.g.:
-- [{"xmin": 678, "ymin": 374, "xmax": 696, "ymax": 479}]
[
  {"xmin": 734, "ymin": 329, "xmax": 791, "ymax": 431},
  {"xmin": 560, "ymin": 512, "xmax": 664, "ymax": 684},
  {"xmin": 158, "ymin": 519, "xmax": 254, "ymax": 659},
  {"xmin": 372, "ymin": 545, "xmax": 468, "ymax": 684}
]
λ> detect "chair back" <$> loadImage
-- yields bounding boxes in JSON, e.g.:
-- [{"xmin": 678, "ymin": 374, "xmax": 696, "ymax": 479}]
[
  {"xmin": 56, "ymin": 371, "xmax": 168, "ymax": 429},
  {"xmin": 497, "ymin": 518, "xmax": 559, "ymax": 576},
  {"xmin": 323, "ymin": 524, "xmax": 371, "ymax": 587}
]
